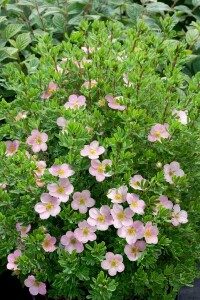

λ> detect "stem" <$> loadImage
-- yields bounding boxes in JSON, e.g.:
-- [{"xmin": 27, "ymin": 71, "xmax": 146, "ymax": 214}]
[
  {"xmin": 34, "ymin": 0, "xmax": 46, "ymax": 31},
  {"xmin": 171, "ymin": 0, "xmax": 180, "ymax": 9},
  {"xmin": 136, "ymin": 64, "xmax": 144, "ymax": 101}
]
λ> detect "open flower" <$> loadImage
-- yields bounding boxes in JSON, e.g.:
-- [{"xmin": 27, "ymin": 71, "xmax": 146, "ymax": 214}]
[
  {"xmin": 83, "ymin": 80, "xmax": 97, "ymax": 89},
  {"xmin": 126, "ymin": 193, "xmax": 146, "ymax": 215},
  {"xmin": 60, "ymin": 231, "xmax": 84, "ymax": 253},
  {"xmin": 80, "ymin": 141, "xmax": 105, "ymax": 159},
  {"xmin": 7, "ymin": 250, "xmax": 22, "ymax": 270},
  {"xmin": 34, "ymin": 161, "xmax": 46, "ymax": 177},
  {"xmin": 87, "ymin": 206, "xmax": 113, "ymax": 231},
  {"xmin": 107, "ymin": 186, "xmax": 128, "ymax": 204},
  {"xmin": 47, "ymin": 178, "xmax": 74, "ymax": 202},
  {"xmin": 158, "ymin": 195, "xmax": 173, "ymax": 209},
  {"xmin": 171, "ymin": 204, "xmax": 188, "ymax": 226},
  {"xmin": 89, "ymin": 159, "xmax": 112, "ymax": 182},
  {"xmin": 57, "ymin": 117, "xmax": 68, "ymax": 128},
  {"xmin": 105, "ymin": 95, "xmax": 125, "ymax": 111},
  {"xmin": 81, "ymin": 46, "xmax": 94, "ymax": 54},
  {"xmin": 129, "ymin": 175, "xmax": 146, "ymax": 190},
  {"xmin": 164, "ymin": 161, "xmax": 184, "ymax": 184},
  {"xmin": 124, "ymin": 241, "xmax": 146, "ymax": 261},
  {"xmin": 49, "ymin": 163, "xmax": 74, "ymax": 178},
  {"xmin": 16, "ymin": 223, "xmax": 31, "ymax": 237},
  {"xmin": 26, "ymin": 130, "xmax": 48, "ymax": 152},
  {"xmin": 34, "ymin": 193, "xmax": 61, "ymax": 219},
  {"xmin": 144, "ymin": 222, "xmax": 159, "ymax": 244},
  {"xmin": 148, "ymin": 123, "xmax": 170, "ymax": 142},
  {"xmin": 24, "ymin": 275, "xmax": 46, "ymax": 296},
  {"xmin": 71, "ymin": 190, "xmax": 95, "ymax": 214},
  {"xmin": 74, "ymin": 220, "xmax": 96, "ymax": 243},
  {"xmin": 101, "ymin": 252, "xmax": 125, "ymax": 276},
  {"xmin": 117, "ymin": 220, "xmax": 145, "ymax": 244},
  {"xmin": 41, "ymin": 81, "xmax": 57, "ymax": 99},
  {"xmin": 64, "ymin": 94, "xmax": 86, "ymax": 110},
  {"xmin": 123, "ymin": 73, "xmax": 134, "ymax": 87},
  {"xmin": 5, "ymin": 140, "xmax": 19, "ymax": 156},
  {"xmin": 15, "ymin": 111, "xmax": 27, "ymax": 121},
  {"xmin": 172, "ymin": 109, "xmax": 188, "ymax": 125},
  {"xmin": 111, "ymin": 204, "xmax": 134, "ymax": 228},
  {"xmin": 42, "ymin": 234, "xmax": 56, "ymax": 252}
]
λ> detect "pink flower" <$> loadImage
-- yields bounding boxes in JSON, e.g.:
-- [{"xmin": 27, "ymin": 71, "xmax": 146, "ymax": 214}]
[
  {"xmin": 124, "ymin": 241, "xmax": 146, "ymax": 261},
  {"xmin": 55, "ymin": 65, "xmax": 63, "ymax": 73},
  {"xmin": 36, "ymin": 179, "xmax": 45, "ymax": 187},
  {"xmin": 64, "ymin": 94, "xmax": 86, "ymax": 110},
  {"xmin": 172, "ymin": 109, "xmax": 188, "ymax": 125},
  {"xmin": 34, "ymin": 193, "xmax": 61, "ymax": 219},
  {"xmin": 164, "ymin": 161, "xmax": 184, "ymax": 184},
  {"xmin": 101, "ymin": 252, "xmax": 125, "ymax": 276},
  {"xmin": 60, "ymin": 231, "xmax": 84, "ymax": 253},
  {"xmin": 129, "ymin": 175, "xmax": 147, "ymax": 190},
  {"xmin": 24, "ymin": 275, "xmax": 46, "ymax": 296},
  {"xmin": 57, "ymin": 117, "xmax": 68, "ymax": 128},
  {"xmin": 34, "ymin": 161, "xmax": 46, "ymax": 177},
  {"xmin": 126, "ymin": 193, "xmax": 146, "ymax": 215},
  {"xmin": 117, "ymin": 220, "xmax": 145, "ymax": 244},
  {"xmin": 42, "ymin": 234, "xmax": 56, "ymax": 252},
  {"xmin": 87, "ymin": 206, "xmax": 113, "ymax": 231},
  {"xmin": 105, "ymin": 95, "xmax": 126, "ymax": 111},
  {"xmin": 5, "ymin": 140, "xmax": 19, "ymax": 156},
  {"xmin": 26, "ymin": 130, "xmax": 48, "ymax": 152},
  {"xmin": 171, "ymin": 204, "xmax": 188, "ymax": 226},
  {"xmin": 71, "ymin": 190, "xmax": 95, "ymax": 214},
  {"xmin": 49, "ymin": 163, "xmax": 74, "ymax": 178},
  {"xmin": 123, "ymin": 73, "xmax": 134, "ymax": 87},
  {"xmin": 111, "ymin": 204, "xmax": 134, "ymax": 228},
  {"xmin": 41, "ymin": 81, "xmax": 57, "ymax": 99},
  {"xmin": 148, "ymin": 123, "xmax": 170, "ymax": 142},
  {"xmin": 16, "ymin": 223, "xmax": 31, "ymax": 237},
  {"xmin": 89, "ymin": 159, "xmax": 112, "ymax": 182},
  {"xmin": 107, "ymin": 186, "xmax": 128, "ymax": 203},
  {"xmin": 83, "ymin": 80, "xmax": 97, "ymax": 89},
  {"xmin": 47, "ymin": 178, "xmax": 74, "ymax": 202},
  {"xmin": 74, "ymin": 220, "xmax": 96, "ymax": 243},
  {"xmin": 80, "ymin": 141, "xmax": 105, "ymax": 159},
  {"xmin": 158, "ymin": 195, "xmax": 173, "ymax": 209},
  {"xmin": 144, "ymin": 222, "xmax": 159, "ymax": 244},
  {"xmin": 81, "ymin": 46, "xmax": 94, "ymax": 54},
  {"xmin": 15, "ymin": 111, "xmax": 27, "ymax": 121},
  {"xmin": 7, "ymin": 250, "xmax": 22, "ymax": 270}
]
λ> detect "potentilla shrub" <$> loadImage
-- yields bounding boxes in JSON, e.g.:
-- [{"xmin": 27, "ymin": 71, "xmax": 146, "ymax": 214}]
[{"xmin": 0, "ymin": 19, "xmax": 200, "ymax": 300}]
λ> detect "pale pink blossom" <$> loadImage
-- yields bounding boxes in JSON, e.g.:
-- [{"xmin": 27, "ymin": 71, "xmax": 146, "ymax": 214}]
[
  {"xmin": 172, "ymin": 109, "xmax": 188, "ymax": 125},
  {"xmin": 89, "ymin": 159, "xmax": 112, "ymax": 182},
  {"xmin": 34, "ymin": 161, "xmax": 46, "ymax": 177},
  {"xmin": 26, "ymin": 130, "xmax": 48, "ymax": 152},
  {"xmin": 107, "ymin": 186, "xmax": 128, "ymax": 204},
  {"xmin": 105, "ymin": 95, "xmax": 126, "ymax": 111},
  {"xmin": 7, "ymin": 250, "xmax": 22, "ymax": 270},
  {"xmin": 148, "ymin": 123, "xmax": 170, "ymax": 142},
  {"xmin": 117, "ymin": 220, "xmax": 145, "ymax": 244},
  {"xmin": 15, "ymin": 111, "xmax": 27, "ymax": 121},
  {"xmin": 0, "ymin": 183, "xmax": 6, "ymax": 189},
  {"xmin": 60, "ymin": 231, "xmax": 84, "ymax": 253},
  {"xmin": 47, "ymin": 178, "xmax": 74, "ymax": 202},
  {"xmin": 158, "ymin": 195, "xmax": 173, "ymax": 209},
  {"xmin": 24, "ymin": 275, "xmax": 46, "ymax": 296},
  {"xmin": 41, "ymin": 81, "xmax": 57, "ymax": 99},
  {"xmin": 82, "ymin": 57, "xmax": 92, "ymax": 64},
  {"xmin": 71, "ymin": 190, "xmax": 95, "ymax": 214},
  {"xmin": 171, "ymin": 204, "xmax": 188, "ymax": 226},
  {"xmin": 101, "ymin": 252, "xmax": 125, "ymax": 276},
  {"xmin": 34, "ymin": 193, "xmax": 61, "ymax": 219},
  {"xmin": 64, "ymin": 94, "xmax": 86, "ymax": 110},
  {"xmin": 123, "ymin": 73, "xmax": 134, "ymax": 87},
  {"xmin": 129, "ymin": 175, "xmax": 147, "ymax": 190},
  {"xmin": 36, "ymin": 179, "xmax": 45, "ymax": 187},
  {"xmin": 144, "ymin": 222, "xmax": 159, "ymax": 244},
  {"xmin": 42, "ymin": 234, "xmax": 56, "ymax": 252},
  {"xmin": 49, "ymin": 163, "xmax": 74, "ymax": 178},
  {"xmin": 16, "ymin": 223, "xmax": 31, "ymax": 237},
  {"xmin": 85, "ymin": 126, "xmax": 93, "ymax": 132},
  {"xmin": 81, "ymin": 46, "xmax": 94, "ymax": 54},
  {"xmin": 111, "ymin": 204, "xmax": 134, "ymax": 229},
  {"xmin": 124, "ymin": 240, "xmax": 146, "ymax": 261},
  {"xmin": 80, "ymin": 141, "xmax": 105, "ymax": 159},
  {"xmin": 57, "ymin": 117, "xmax": 68, "ymax": 128},
  {"xmin": 74, "ymin": 220, "xmax": 96, "ymax": 243},
  {"xmin": 26, "ymin": 151, "xmax": 31, "ymax": 158},
  {"xmin": 164, "ymin": 161, "xmax": 184, "ymax": 184},
  {"xmin": 126, "ymin": 193, "xmax": 146, "ymax": 215},
  {"xmin": 62, "ymin": 58, "xmax": 68, "ymax": 63},
  {"xmin": 55, "ymin": 65, "xmax": 63, "ymax": 73},
  {"xmin": 5, "ymin": 140, "xmax": 19, "ymax": 156},
  {"xmin": 87, "ymin": 206, "xmax": 113, "ymax": 230},
  {"xmin": 83, "ymin": 80, "xmax": 97, "ymax": 89}
]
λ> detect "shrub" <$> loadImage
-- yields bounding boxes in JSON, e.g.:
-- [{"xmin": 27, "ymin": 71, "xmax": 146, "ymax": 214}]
[{"xmin": 0, "ymin": 20, "xmax": 199, "ymax": 299}]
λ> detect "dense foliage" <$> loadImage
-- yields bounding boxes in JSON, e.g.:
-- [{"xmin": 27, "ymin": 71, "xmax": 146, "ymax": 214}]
[{"xmin": 0, "ymin": 19, "xmax": 199, "ymax": 299}]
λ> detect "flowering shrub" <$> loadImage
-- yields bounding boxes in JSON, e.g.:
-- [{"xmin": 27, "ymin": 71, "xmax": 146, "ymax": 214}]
[{"xmin": 0, "ymin": 20, "xmax": 200, "ymax": 300}]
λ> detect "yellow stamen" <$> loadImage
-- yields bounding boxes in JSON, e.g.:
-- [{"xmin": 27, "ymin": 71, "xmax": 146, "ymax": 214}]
[
  {"xmin": 97, "ymin": 215, "xmax": 105, "ymax": 222},
  {"xmin": 115, "ymin": 194, "xmax": 122, "ymax": 201},
  {"xmin": 57, "ymin": 186, "xmax": 64, "ymax": 194},
  {"xmin": 79, "ymin": 197, "xmax": 85, "ymax": 205},
  {"xmin": 117, "ymin": 212, "xmax": 124, "ymax": 220},
  {"xmin": 127, "ymin": 228, "xmax": 135, "ymax": 235},
  {"xmin": 58, "ymin": 169, "xmax": 64, "ymax": 175},
  {"xmin": 131, "ymin": 247, "xmax": 138, "ymax": 254},
  {"xmin": 110, "ymin": 260, "xmax": 118, "ymax": 267},
  {"xmin": 83, "ymin": 228, "xmax": 89, "ymax": 235},
  {"xmin": 90, "ymin": 149, "xmax": 96, "ymax": 154},
  {"xmin": 131, "ymin": 201, "xmax": 138, "ymax": 208},
  {"xmin": 97, "ymin": 165, "xmax": 105, "ymax": 173},
  {"xmin": 36, "ymin": 137, "xmax": 42, "ymax": 144},
  {"xmin": 145, "ymin": 229, "xmax": 151, "ymax": 238},
  {"xmin": 45, "ymin": 203, "xmax": 53, "ymax": 210}
]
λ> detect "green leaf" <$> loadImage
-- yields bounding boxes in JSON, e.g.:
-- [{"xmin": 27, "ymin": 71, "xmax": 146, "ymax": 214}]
[
  {"xmin": 53, "ymin": 14, "xmax": 65, "ymax": 32},
  {"xmin": 146, "ymin": 2, "xmax": 171, "ymax": 12},
  {"xmin": 2, "ymin": 24, "xmax": 23, "ymax": 40},
  {"xmin": 68, "ymin": 14, "xmax": 84, "ymax": 25},
  {"xmin": 16, "ymin": 33, "xmax": 31, "ymax": 50},
  {"xmin": 0, "ymin": 16, "xmax": 7, "ymax": 24},
  {"xmin": 0, "ymin": 50, "xmax": 9, "ymax": 62},
  {"xmin": 4, "ymin": 47, "xmax": 18, "ymax": 59},
  {"xmin": 192, "ymin": 0, "xmax": 200, "ymax": 7},
  {"xmin": 16, "ymin": 0, "xmax": 34, "ymax": 6},
  {"xmin": 174, "ymin": 5, "xmax": 192, "ymax": 15},
  {"xmin": 186, "ymin": 29, "xmax": 199, "ymax": 45},
  {"xmin": 126, "ymin": 4, "xmax": 143, "ymax": 23}
]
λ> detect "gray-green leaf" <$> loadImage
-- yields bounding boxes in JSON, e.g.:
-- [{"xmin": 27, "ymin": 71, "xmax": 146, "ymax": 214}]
[
  {"xmin": 2, "ymin": 24, "xmax": 23, "ymax": 40},
  {"xmin": 186, "ymin": 29, "xmax": 199, "ymax": 45},
  {"xmin": 16, "ymin": 33, "xmax": 31, "ymax": 50},
  {"xmin": 53, "ymin": 14, "xmax": 65, "ymax": 32}
]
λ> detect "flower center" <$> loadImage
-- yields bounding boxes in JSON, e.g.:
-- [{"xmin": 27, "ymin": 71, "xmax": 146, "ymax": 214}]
[
  {"xmin": 57, "ymin": 186, "xmax": 65, "ymax": 194},
  {"xmin": 155, "ymin": 132, "xmax": 161, "ymax": 138},
  {"xmin": 117, "ymin": 212, "xmax": 125, "ymax": 220},
  {"xmin": 34, "ymin": 282, "xmax": 40, "ymax": 287},
  {"xmin": 83, "ymin": 228, "xmax": 89, "ymax": 235},
  {"xmin": 97, "ymin": 165, "xmax": 105, "ymax": 173},
  {"xmin": 79, "ymin": 197, "xmax": 85, "ymax": 205},
  {"xmin": 21, "ymin": 227, "xmax": 27, "ymax": 232},
  {"xmin": 173, "ymin": 213, "xmax": 179, "ymax": 220},
  {"xmin": 90, "ymin": 149, "xmax": 96, "ymax": 155},
  {"xmin": 97, "ymin": 215, "xmax": 105, "ymax": 222},
  {"xmin": 10, "ymin": 146, "xmax": 16, "ymax": 153},
  {"xmin": 169, "ymin": 170, "xmax": 175, "ymax": 177},
  {"xmin": 45, "ymin": 203, "xmax": 53, "ymax": 210},
  {"xmin": 73, "ymin": 102, "xmax": 79, "ymax": 108},
  {"xmin": 98, "ymin": 99, "xmax": 105, "ymax": 106},
  {"xmin": 115, "ymin": 194, "xmax": 122, "ymax": 201},
  {"xmin": 70, "ymin": 238, "xmax": 76, "ymax": 245},
  {"xmin": 131, "ymin": 201, "xmax": 138, "ymax": 208},
  {"xmin": 58, "ymin": 169, "xmax": 65, "ymax": 175},
  {"xmin": 127, "ymin": 228, "xmax": 135, "ymax": 235},
  {"xmin": 43, "ymin": 240, "xmax": 50, "ymax": 247},
  {"xmin": 36, "ymin": 137, "xmax": 42, "ymax": 144},
  {"xmin": 48, "ymin": 88, "xmax": 54, "ymax": 93},
  {"xmin": 110, "ymin": 260, "xmax": 118, "ymax": 267},
  {"xmin": 145, "ymin": 229, "xmax": 151, "ymax": 238},
  {"xmin": 131, "ymin": 247, "xmax": 138, "ymax": 254}
]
